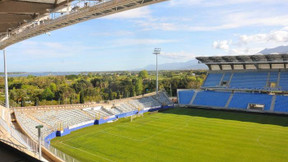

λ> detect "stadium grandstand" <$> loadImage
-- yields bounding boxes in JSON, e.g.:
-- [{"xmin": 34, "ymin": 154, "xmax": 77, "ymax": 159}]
[
  {"xmin": 14, "ymin": 91, "xmax": 173, "ymax": 152},
  {"xmin": 178, "ymin": 54, "xmax": 288, "ymax": 114}
]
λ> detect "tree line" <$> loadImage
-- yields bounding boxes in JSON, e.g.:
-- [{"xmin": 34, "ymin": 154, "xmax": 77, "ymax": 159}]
[{"xmin": 0, "ymin": 70, "xmax": 206, "ymax": 107}]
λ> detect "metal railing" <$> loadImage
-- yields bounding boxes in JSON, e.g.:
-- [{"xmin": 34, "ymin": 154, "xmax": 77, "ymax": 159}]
[
  {"xmin": 0, "ymin": 117, "xmax": 39, "ymax": 155},
  {"xmin": 0, "ymin": 138, "xmax": 27, "ymax": 152},
  {"xmin": 44, "ymin": 142, "xmax": 80, "ymax": 162}
]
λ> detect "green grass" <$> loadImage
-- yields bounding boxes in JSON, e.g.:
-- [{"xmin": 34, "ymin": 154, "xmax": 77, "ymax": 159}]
[{"xmin": 51, "ymin": 108, "xmax": 288, "ymax": 162}]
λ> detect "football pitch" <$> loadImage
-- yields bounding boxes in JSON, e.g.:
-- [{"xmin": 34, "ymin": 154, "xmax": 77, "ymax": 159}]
[{"xmin": 51, "ymin": 108, "xmax": 288, "ymax": 162}]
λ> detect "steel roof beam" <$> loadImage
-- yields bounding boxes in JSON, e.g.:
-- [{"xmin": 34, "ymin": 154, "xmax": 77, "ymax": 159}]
[
  {"xmin": 0, "ymin": 1, "xmax": 54, "ymax": 14},
  {"xmin": 0, "ymin": 0, "xmax": 167, "ymax": 49}
]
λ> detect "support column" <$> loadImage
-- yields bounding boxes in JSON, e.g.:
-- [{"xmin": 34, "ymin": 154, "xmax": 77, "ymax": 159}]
[
  {"xmin": 36, "ymin": 125, "xmax": 43, "ymax": 160},
  {"xmin": 3, "ymin": 49, "xmax": 9, "ymax": 109},
  {"xmin": 153, "ymin": 48, "xmax": 161, "ymax": 95}
]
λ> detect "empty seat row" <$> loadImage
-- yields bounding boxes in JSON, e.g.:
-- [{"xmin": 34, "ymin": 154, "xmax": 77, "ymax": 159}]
[
  {"xmin": 178, "ymin": 89, "xmax": 288, "ymax": 113},
  {"xmin": 202, "ymin": 71, "xmax": 288, "ymax": 91}
]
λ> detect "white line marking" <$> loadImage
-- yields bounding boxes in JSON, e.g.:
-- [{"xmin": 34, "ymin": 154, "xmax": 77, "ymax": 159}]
[{"xmin": 60, "ymin": 142, "xmax": 114, "ymax": 162}]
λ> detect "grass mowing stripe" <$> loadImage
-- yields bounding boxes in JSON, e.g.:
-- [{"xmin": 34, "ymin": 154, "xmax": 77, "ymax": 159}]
[{"xmin": 52, "ymin": 108, "xmax": 288, "ymax": 162}]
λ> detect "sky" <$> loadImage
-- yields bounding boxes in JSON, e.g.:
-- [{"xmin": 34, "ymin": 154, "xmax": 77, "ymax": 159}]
[{"xmin": 2, "ymin": 0, "xmax": 288, "ymax": 72}]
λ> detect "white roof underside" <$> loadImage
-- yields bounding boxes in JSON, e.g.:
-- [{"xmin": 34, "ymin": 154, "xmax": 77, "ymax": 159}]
[{"xmin": 196, "ymin": 54, "xmax": 288, "ymax": 71}]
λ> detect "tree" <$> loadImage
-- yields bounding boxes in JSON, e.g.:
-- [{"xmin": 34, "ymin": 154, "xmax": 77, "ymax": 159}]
[
  {"xmin": 34, "ymin": 97, "xmax": 39, "ymax": 106},
  {"xmin": 21, "ymin": 98, "xmax": 25, "ymax": 107},
  {"xmin": 42, "ymin": 88, "xmax": 55, "ymax": 100},
  {"xmin": 130, "ymin": 87, "xmax": 135, "ymax": 97},
  {"xmin": 138, "ymin": 70, "xmax": 148, "ymax": 79},
  {"xmin": 80, "ymin": 91, "xmax": 85, "ymax": 104},
  {"xmin": 72, "ymin": 79, "xmax": 92, "ymax": 93},
  {"xmin": 135, "ymin": 79, "xmax": 143, "ymax": 95},
  {"xmin": 109, "ymin": 90, "xmax": 114, "ymax": 100},
  {"xmin": 49, "ymin": 83, "xmax": 57, "ymax": 92}
]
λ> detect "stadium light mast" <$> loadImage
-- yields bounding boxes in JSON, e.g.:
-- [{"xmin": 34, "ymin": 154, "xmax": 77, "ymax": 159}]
[
  {"xmin": 153, "ymin": 48, "xmax": 161, "ymax": 95},
  {"xmin": 3, "ymin": 49, "xmax": 9, "ymax": 109}
]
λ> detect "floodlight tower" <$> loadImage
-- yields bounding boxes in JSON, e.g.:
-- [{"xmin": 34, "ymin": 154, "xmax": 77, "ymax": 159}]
[
  {"xmin": 3, "ymin": 49, "xmax": 9, "ymax": 109},
  {"xmin": 3, "ymin": 30, "xmax": 10, "ymax": 110},
  {"xmin": 153, "ymin": 48, "xmax": 161, "ymax": 95}
]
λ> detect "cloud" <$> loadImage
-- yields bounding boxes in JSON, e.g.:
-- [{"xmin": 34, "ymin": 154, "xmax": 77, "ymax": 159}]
[
  {"xmin": 239, "ymin": 28, "xmax": 288, "ymax": 44},
  {"xmin": 212, "ymin": 27, "xmax": 288, "ymax": 55},
  {"xmin": 227, "ymin": 47, "xmax": 264, "ymax": 55},
  {"xmin": 103, "ymin": 7, "xmax": 151, "ymax": 19},
  {"xmin": 136, "ymin": 11, "xmax": 288, "ymax": 32},
  {"xmin": 213, "ymin": 40, "xmax": 231, "ymax": 50}
]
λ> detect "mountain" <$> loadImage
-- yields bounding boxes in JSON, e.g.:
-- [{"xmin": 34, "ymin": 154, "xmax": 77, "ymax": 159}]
[
  {"xmin": 138, "ymin": 45, "xmax": 288, "ymax": 71},
  {"xmin": 259, "ymin": 45, "xmax": 288, "ymax": 54},
  {"xmin": 138, "ymin": 59, "xmax": 207, "ymax": 71}
]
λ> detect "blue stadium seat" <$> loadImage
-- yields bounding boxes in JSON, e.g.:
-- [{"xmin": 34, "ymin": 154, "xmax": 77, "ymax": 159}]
[
  {"xmin": 178, "ymin": 90, "xmax": 195, "ymax": 105},
  {"xmin": 229, "ymin": 72, "xmax": 268, "ymax": 90},
  {"xmin": 222, "ymin": 73, "xmax": 231, "ymax": 82},
  {"xmin": 193, "ymin": 91, "xmax": 230, "ymax": 107},
  {"xmin": 279, "ymin": 71, "xmax": 288, "ymax": 90},
  {"xmin": 228, "ymin": 92, "xmax": 272, "ymax": 110},
  {"xmin": 274, "ymin": 95, "xmax": 288, "ymax": 112},
  {"xmin": 269, "ymin": 72, "xmax": 278, "ymax": 82},
  {"xmin": 202, "ymin": 73, "xmax": 223, "ymax": 87}
]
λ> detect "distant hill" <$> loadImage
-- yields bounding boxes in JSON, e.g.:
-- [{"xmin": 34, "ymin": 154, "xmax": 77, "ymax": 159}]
[
  {"xmin": 138, "ymin": 45, "xmax": 288, "ymax": 71},
  {"xmin": 138, "ymin": 59, "xmax": 207, "ymax": 71},
  {"xmin": 259, "ymin": 45, "xmax": 288, "ymax": 54}
]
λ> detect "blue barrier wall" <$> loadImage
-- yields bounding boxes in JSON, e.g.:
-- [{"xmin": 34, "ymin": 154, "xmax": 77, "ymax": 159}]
[
  {"xmin": 95, "ymin": 116, "xmax": 117, "ymax": 125},
  {"xmin": 69, "ymin": 122, "xmax": 94, "ymax": 132},
  {"xmin": 44, "ymin": 131, "xmax": 57, "ymax": 144},
  {"xmin": 116, "ymin": 110, "xmax": 138, "ymax": 119}
]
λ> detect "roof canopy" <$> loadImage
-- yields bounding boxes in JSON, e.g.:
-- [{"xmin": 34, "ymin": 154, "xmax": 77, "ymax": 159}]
[
  {"xmin": 0, "ymin": 0, "xmax": 166, "ymax": 49},
  {"xmin": 196, "ymin": 54, "xmax": 288, "ymax": 71},
  {"xmin": 0, "ymin": 0, "xmax": 68, "ymax": 37}
]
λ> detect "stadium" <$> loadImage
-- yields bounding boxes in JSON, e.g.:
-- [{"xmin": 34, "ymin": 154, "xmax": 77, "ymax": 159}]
[
  {"xmin": 0, "ymin": 0, "xmax": 288, "ymax": 162},
  {"xmin": 0, "ymin": 53, "xmax": 287, "ymax": 161}
]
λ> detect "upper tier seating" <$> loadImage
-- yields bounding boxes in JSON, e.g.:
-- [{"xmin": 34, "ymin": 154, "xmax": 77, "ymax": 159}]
[
  {"xmin": 202, "ymin": 73, "xmax": 222, "ymax": 87},
  {"xmin": 279, "ymin": 71, "xmax": 288, "ymax": 90},
  {"xmin": 202, "ymin": 71, "xmax": 288, "ymax": 91},
  {"xmin": 230, "ymin": 72, "xmax": 268, "ymax": 89}
]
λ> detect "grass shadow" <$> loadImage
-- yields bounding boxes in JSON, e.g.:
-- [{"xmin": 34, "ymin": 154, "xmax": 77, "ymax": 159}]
[{"xmin": 160, "ymin": 107, "xmax": 288, "ymax": 127}]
